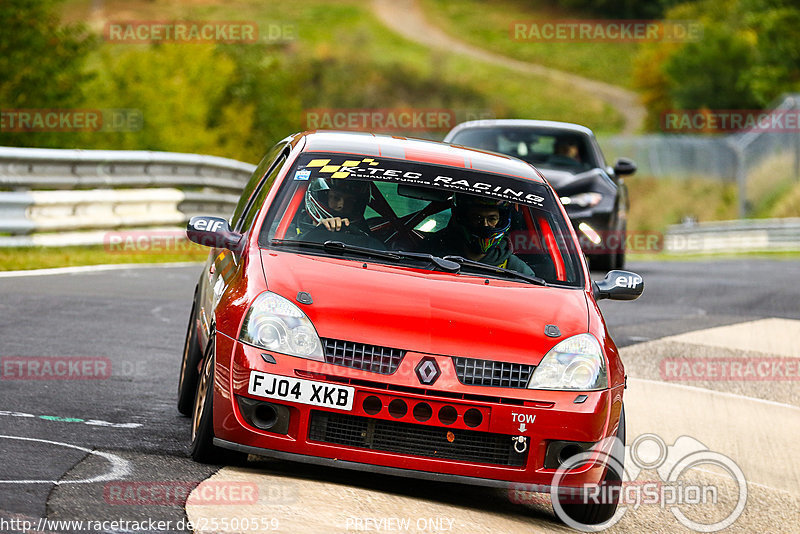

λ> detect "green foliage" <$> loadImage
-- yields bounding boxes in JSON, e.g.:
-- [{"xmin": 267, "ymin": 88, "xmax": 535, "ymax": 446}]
[
  {"xmin": 663, "ymin": 24, "xmax": 757, "ymax": 109},
  {"xmin": 626, "ymin": 176, "xmax": 738, "ymax": 232},
  {"xmin": 75, "ymin": 44, "xmax": 256, "ymax": 159},
  {"xmin": 634, "ymin": 0, "xmax": 800, "ymax": 129},
  {"xmin": 4, "ymin": 0, "xmax": 622, "ymax": 159},
  {"xmin": 551, "ymin": 0, "xmax": 683, "ymax": 18},
  {"xmin": 0, "ymin": 0, "xmax": 96, "ymax": 146}
]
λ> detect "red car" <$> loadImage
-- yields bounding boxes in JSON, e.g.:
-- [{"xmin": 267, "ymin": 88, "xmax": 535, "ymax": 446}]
[{"xmin": 179, "ymin": 131, "xmax": 643, "ymax": 525}]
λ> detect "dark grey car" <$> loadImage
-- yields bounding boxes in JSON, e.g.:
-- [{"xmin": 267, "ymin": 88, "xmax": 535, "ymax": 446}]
[{"xmin": 444, "ymin": 120, "xmax": 636, "ymax": 270}]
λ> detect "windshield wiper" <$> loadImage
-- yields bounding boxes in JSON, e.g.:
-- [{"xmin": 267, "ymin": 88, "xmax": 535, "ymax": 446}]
[
  {"xmin": 271, "ymin": 239, "xmax": 402, "ymax": 261},
  {"xmin": 270, "ymin": 240, "xmax": 460, "ymax": 272},
  {"xmin": 443, "ymin": 255, "xmax": 548, "ymax": 286},
  {"xmin": 390, "ymin": 250, "xmax": 461, "ymax": 273}
]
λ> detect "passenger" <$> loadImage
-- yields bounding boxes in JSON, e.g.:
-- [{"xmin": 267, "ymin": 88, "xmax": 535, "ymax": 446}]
[{"xmin": 424, "ymin": 194, "xmax": 535, "ymax": 276}]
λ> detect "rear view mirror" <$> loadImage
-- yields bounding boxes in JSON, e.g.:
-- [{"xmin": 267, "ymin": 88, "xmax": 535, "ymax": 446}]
[
  {"xmin": 593, "ymin": 270, "xmax": 644, "ymax": 301},
  {"xmin": 613, "ymin": 158, "xmax": 637, "ymax": 176},
  {"xmin": 186, "ymin": 216, "xmax": 242, "ymax": 250},
  {"xmin": 397, "ymin": 184, "xmax": 452, "ymax": 203}
]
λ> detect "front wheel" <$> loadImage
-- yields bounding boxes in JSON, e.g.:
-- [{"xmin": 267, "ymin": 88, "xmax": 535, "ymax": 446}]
[
  {"xmin": 553, "ymin": 405, "xmax": 626, "ymax": 526},
  {"xmin": 190, "ymin": 339, "xmax": 245, "ymax": 464},
  {"xmin": 177, "ymin": 300, "xmax": 201, "ymax": 416}
]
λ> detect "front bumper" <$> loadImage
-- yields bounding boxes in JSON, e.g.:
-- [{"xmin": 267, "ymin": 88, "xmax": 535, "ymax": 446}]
[{"xmin": 213, "ymin": 333, "xmax": 623, "ymax": 489}]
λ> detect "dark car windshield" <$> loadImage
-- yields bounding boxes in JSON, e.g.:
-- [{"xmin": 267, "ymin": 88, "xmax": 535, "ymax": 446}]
[
  {"xmin": 259, "ymin": 152, "xmax": 584, "ymax": 287},
  {"xmin": 450, "ymin": 127, "xmax": 598, "ymax": 171}
]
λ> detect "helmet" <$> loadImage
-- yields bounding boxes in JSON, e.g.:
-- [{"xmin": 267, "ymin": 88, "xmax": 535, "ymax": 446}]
[
  {"xmin": 452, "ymin": 194, "xmax": 512, "ymax": 254},
  {"xmin": 305, "ymin": 178, "xmax": 371, "ymax": 225}
]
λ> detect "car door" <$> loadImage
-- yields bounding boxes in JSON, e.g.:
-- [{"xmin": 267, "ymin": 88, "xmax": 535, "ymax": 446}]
[{"xmin": 196, "ymin": 142, "xmax": 289, "ymax": 349}]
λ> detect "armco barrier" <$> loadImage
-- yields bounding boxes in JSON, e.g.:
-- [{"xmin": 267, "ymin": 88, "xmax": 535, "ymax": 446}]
[
  {"xmin": 664, "ymin": 218, "xmax": 800, "ymax": 253},
  {"xmin": 3, "ymin": 146, "xmax": 799, "ymax": 253},
  {"xmin": 0, "ymin": 146, "xmax": 255, "ymax": 247}
]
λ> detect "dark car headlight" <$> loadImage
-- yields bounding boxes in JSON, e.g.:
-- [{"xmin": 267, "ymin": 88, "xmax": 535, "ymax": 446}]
[
  {"xmin": 560, "ymin": 192, "xmax": 602, "ymax": 208},
  {"xmin": 239, "ymin": 292, "xmax": 324, "ymax": 361}
]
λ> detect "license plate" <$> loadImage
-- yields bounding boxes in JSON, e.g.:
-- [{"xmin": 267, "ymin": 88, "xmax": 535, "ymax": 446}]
[{"xmin": 247, "ymin": 371, "xmax": 354, "ymax": 411}]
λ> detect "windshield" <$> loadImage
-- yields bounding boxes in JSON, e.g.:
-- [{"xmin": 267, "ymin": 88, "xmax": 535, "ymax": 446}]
[
  {"xmin": 259, "ymin": 152, "xmax": 584, "ymax": 287},
  {"xmin": 450, "ymin": 128, "xmax": 598, "ymax": 172}
]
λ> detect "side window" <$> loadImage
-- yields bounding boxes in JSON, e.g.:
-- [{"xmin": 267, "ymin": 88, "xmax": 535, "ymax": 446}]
[
  {"xmin": 239, "ymin": 154, "xmax": 287, "ymax": 233},
  {"xmin": 230, "ymin": 142, "xmax": 286, "ymax": 229}
]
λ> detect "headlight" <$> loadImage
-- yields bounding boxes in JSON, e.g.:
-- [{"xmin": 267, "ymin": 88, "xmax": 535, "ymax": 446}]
[
  {"xmin": 528, "ymin": 334, "xmax": 607, "ymax": 390},
  {"xmin": 239, "ymin": 292, "xmax": 324, "ymax": 361},
  {"xmin": 560, "ymin": 192, "xmax": 602, "ymax": 208}
]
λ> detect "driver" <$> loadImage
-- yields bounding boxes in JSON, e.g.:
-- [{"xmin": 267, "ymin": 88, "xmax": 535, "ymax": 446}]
[
  {"xmin": 299, "ymin": 177, "xmax": 385, "ymax": 248},
  {"xmin": 554, "ymin": 138, "xmax": 582, "ymax": 163},
  {"xmin": 423, "ymin": 193, "xmax": 535, "ymax": 276},
  {"xmin": 305, "ymin": 178, "xmax": 372, "ymax": 232}
]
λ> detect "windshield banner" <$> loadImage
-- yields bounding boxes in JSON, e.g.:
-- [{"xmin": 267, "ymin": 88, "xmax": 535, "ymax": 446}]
[{"xmin": 293, "ymin": 153, "xmax": 548, "ymax": 208}]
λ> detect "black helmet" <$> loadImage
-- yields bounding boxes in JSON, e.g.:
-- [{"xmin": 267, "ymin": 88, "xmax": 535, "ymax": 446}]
[
  {"xmin": 452, "ymin": 193, "xmax": 512, "ymax": 254},
  {"xmin": 305, "ymin": 178, "xmax": 371, "ymax": 224}
]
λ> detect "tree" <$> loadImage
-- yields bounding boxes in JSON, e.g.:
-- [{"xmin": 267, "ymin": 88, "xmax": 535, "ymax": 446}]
[
  {"xmin": 633, "ymin": 0, "xmax": 800, "ymax": 131},
  {"xmin": 0, "ymin": 0, "xmax": 95, "ymax": 146}
]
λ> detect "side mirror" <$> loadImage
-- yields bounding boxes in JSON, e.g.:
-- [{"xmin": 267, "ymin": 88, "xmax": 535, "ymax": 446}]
[
  {"xmin": 613, "ymin": 157, "xmax": 637, "ymax": 176},
  {"xmin": 186, "ymin": 216, "xmax": 242, "ymax": 250},
  {"xmin": 593, "ymin": 270, "xmax": 644, "ymax": 301}
]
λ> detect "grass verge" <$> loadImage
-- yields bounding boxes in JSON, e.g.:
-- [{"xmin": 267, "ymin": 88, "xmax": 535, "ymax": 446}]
[
  {"xmin": 0, "ymin": 245, "xmax": 208, "ymax": 272},
  {"xmin": 419, "ymin": 0, "xmax": 638, "ymax": 90},
  {"xmin": 629, "ymin": 250, "xmax": 800, "ymax": 262},
  {"xmin": 626, "ymin": 175, "xmax": 738, "ymax": 232}
]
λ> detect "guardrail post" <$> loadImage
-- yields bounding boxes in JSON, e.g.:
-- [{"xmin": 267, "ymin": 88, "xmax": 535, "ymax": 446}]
[
  {"xmin": 793, "ymin": 96, "xmax": 800, "ymax": 182},
  {"xmin": 725, "ymin": 139, "xmax": 748, "ymax": 219}
]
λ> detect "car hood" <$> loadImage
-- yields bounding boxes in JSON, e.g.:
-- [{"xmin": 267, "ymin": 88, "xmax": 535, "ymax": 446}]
[
  {"xmin": 260, "ymin": 249, "xmax": 589, "ymax": 364},
  {"xmin": 536, "ymin": 168, "xmax": 580, "ymax": 190}
]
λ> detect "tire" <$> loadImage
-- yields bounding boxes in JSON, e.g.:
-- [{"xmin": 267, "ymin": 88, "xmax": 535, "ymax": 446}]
[
  {"xmin": 555, "ymin": 405, "xmax": 626, "ymax": 526},
  {"xmin": 189, "ymin": 338, "xmax": 246, "ymax": 464},
  {"xmin": 177, "ymin": 299, "xmax": 201, "ymax": 416}
]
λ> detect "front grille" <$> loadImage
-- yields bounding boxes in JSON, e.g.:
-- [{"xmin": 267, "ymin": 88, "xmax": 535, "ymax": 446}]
[
  {"xmin": 309, "ymin": 411, "xmax": 527, "ymax": 467},
  {"xmin": 322, "ymin": 338, "xmax": 405, "ymax": 375},
  {"xmin": 453, "ymin": 357, "xmax": 534, "ymax": 388}
]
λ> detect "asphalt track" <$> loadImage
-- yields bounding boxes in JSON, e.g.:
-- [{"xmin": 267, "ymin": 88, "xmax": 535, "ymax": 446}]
[{"xmin": 0, "ymin": 259, "xmax": 798, "ymax": 533}]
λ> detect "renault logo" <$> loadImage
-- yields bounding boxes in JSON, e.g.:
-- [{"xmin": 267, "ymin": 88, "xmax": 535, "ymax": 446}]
[{"xmin": 415, "ymin": 357, "xmax": 440, "ymax": 385}]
